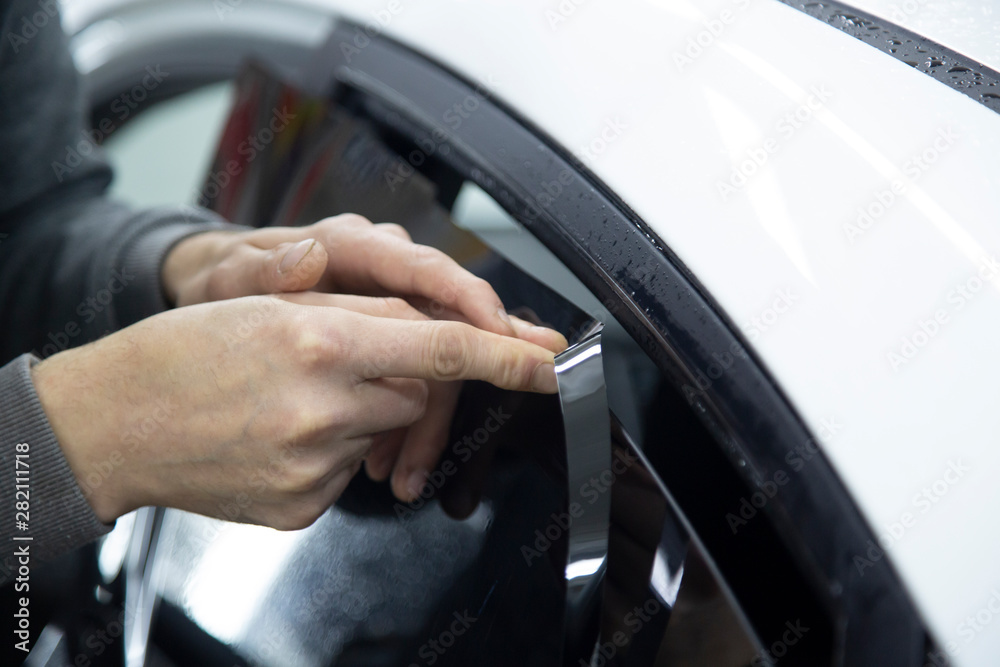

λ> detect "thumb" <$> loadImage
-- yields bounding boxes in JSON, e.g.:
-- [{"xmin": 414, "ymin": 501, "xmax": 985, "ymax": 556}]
[
  {"xmin": 267, "ymin": 238, "xmax": 328, "ymax": 293},
  {"xmin": 211, "ymin": 238, "xmax": 328, "ymax": 298}
]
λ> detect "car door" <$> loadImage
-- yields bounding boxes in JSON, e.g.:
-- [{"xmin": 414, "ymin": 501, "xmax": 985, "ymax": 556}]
[{"xmin": 19, "ymin": 3, "xmax": 942, "ymax": 666}]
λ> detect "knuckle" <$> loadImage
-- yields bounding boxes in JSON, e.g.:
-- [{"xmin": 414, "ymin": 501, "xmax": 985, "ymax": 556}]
[
  {"xmin": 271, "ymin": 452, "xmax": 324, "ymax": 495},
  {"xmin": 407, "ymin": 380, "xmax": 430, "ymax": 421},
  {"xmin": 291, "ymin": 328, "xmax": 325, "ymax": 368},
  {"xmin": 411, "ymin": 243, "xmax": 444, "ymax": 266},
  {"xmin": 427, "ymin": 324, "xmax": 467, "ymax": 380},
  {"xmin": 272, "ymin": 503, "xmax": 324, "ymax": 531},
  {"xmin": 504, "ymin": 347, "xmax": 530, "ymax": 389},
  {"xmin": 336, "ymin": 213, "xmax": 372, "ymax": 228},
  {"xmin": 455, "ymin": 276, "xmax": 493, "ymax": 306},
  {"xmin": 290, "ymin": 317, "xmax": 343, "ymax": 367},
  {"xmin": 379, "ymin": 296, "xmax": 409, "ymax": 317},
  {"xmin": 288, "ymin": 401, "xmax": 325, "ymax": 438},
  {"xmin": 377, "ymin": 222, "xmax": 411, "ymax": 241},
  {"xmin": 471, "ymin": 275, "xmax": 492, "ymax": 294}
]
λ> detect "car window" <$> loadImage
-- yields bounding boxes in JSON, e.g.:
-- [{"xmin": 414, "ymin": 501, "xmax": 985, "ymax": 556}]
[{"xmin": 75, "ymin": 19, "xmax": 933, "ymax": 663}]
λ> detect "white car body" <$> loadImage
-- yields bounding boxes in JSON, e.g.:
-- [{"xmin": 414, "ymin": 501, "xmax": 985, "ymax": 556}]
[
  {"xmin": 295, "ymin": 2, "xmax": 1000, "ymax": 662},
  {"xmin": 63, "ymin": 0, "xmax": 1000, "ymax": 663}
]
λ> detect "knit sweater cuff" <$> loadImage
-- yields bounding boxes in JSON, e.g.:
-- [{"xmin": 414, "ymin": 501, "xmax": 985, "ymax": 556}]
[
  {"xmin": 0, "ymin": 353, "xmax": 112, "ymax": 581},
  {"xmin": 111, "ymin": 206, "xmax": 247, "ymax": 328}
]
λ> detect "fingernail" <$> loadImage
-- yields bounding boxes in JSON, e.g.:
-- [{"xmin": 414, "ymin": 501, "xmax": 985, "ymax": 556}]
[
  {"xmin": 406, "ymin": 470, "xmax": 428, "ymax": 501},
  {"xmin": 497, "ymin": 308, "xmax": 514, "ymax": 332},
  {"xmin": 278, "ymin": 238, "xmax": 315, "ymax": 274},
  {"xmin": 365, "ymin": 457, "xmax": 389, "ymax": 481},
  {"xmin": 445, "ymin": 487, "xmax": 479, "ymax": 520},
  {"xmin": 540, "ymin": 328, "xmax": 569, "ymax": 351},
  {"xmin": 530, "ymin": 362, "xmax": 558, "ymax": 394},
  {"xmin": 509, "ymin": 317, "xmax": 533, "ymax": 336}
]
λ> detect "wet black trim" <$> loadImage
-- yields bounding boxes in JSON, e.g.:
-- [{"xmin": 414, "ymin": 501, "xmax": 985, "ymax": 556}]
[
  {"xmin": 782, "ymin": 0, "xmax": 1000, "ymax": 114},
  {"xmin": 316, "ymin": 22, "xmax": 929, "ymax": 666}
]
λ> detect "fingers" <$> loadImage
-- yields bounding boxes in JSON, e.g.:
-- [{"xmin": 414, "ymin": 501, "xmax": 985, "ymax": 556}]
[
  {"xmin": 346, "ymin": 315, "xmax": 558, "ymax": 393},
  {"xmin": 291, "ymin": 213, "xmax": 516, "ymax": 338},
  {"xmin": 270, "ymin": 239, "xmax": 329, "ymax": 292},
  {"xmin": 365, "ymin": 428, "xmax": 406, "ymax": 481},
  {"xmin": 390, "ymin": 380, "xmax": 463, "ymax": 501},
  {"xmin": 406, "ymin": 300, "xmax": 567, "ymax": 353},
  {"xmin": 268, "ymin": 461, "xmax": 361, "ymax": 531},
  {"xmin": 207, "ymin": 238, "xmax": 328, "ymax": 298},
  {"xmin": 369, "ymin": 238, "xmax": 518, "ymax": 337},
  {"xmin": 280, "ymin": 293, "xmax": 428, "ymax": 321},
  {"xmin": 317, "ymin": 461, "xmax": 362, "ymax": 509},
  {"xmin": 241, "ymin": 215, "xmax": 567, "ymax": 352},
  {"xmin": 346, "ymin": 377, "xmax": 429, "ymax": 437},
  {"xmin": 509, "ymin": 315, "xmax": 569, "ymax": 353},
  {"xmin": 374, "ymin": 222, "xmax": 412, "ymax": 242}
]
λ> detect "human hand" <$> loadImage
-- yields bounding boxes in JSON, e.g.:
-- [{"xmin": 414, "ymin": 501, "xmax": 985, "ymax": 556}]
[
  {"xmin": 278, "ymin": 292, "xmax": 565, "ymax": 502},
  {"xmin": 162, "ymin": 213, "xmax": 523, "ymax": 338},
  {"xmin": 162, "ymin": 213, "xmax": 568, "ymax": 500},
  {"xmin": 32, "ymin": 295, "xmax": 559, "ymax": 529}
]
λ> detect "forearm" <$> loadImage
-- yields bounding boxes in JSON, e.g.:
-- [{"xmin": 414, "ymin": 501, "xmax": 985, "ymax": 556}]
[
  {"xmin": 0, "ymin": 354, "xmax": 111, "ymax": 586},
  {"xmin": 0, "ymin": 191, "xmax": 243, "ymax": 357}
]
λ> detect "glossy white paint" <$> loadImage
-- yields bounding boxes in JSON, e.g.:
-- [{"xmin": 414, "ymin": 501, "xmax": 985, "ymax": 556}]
[
  {"xmin": 62, "ymin": 0, "xmax": 1000, "ymax": 662},
  {"xmin": 845, "ymin": 0, "xmax": 1000, "ymax": 73},
  {"xmin": 289, "ymin": 0, "xmax": 1000, "ymax": 662}
]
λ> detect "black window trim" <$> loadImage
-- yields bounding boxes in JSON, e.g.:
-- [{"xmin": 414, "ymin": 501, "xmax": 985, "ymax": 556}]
[
  {"xmin": 309, "ymin": 21, "xmax": 931, "ymax": 666},
  {"xmin": 782, "ymin": 0, "xmax": 1000, "ymax": 116}
]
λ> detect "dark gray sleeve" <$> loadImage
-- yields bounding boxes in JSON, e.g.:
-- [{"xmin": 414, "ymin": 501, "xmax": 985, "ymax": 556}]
[
  {"xmin": 0, "ymin": 354, "xmax": 111, "ymax": 585},
  {"xmin": 0, "ymin": 0, "xmax": 245, "ymax": 363},
  {"xmin": 0, "ymin": 0, "xmax": 249, "ymax": 570}
]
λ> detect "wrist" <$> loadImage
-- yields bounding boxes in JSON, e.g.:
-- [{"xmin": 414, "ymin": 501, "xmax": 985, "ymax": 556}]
[{"xmin": 31, "ymin": 344, "xmax": 134, "ymax": 524}]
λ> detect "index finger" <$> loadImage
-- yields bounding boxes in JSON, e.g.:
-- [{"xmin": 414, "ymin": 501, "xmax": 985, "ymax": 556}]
[
  {"xmin": 357, "ymin": 234, "xmax": 518, "ymax": 337},
  {"xmin": 346, "ymin": 314, "xmax": 557, "ymax": 393}
]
